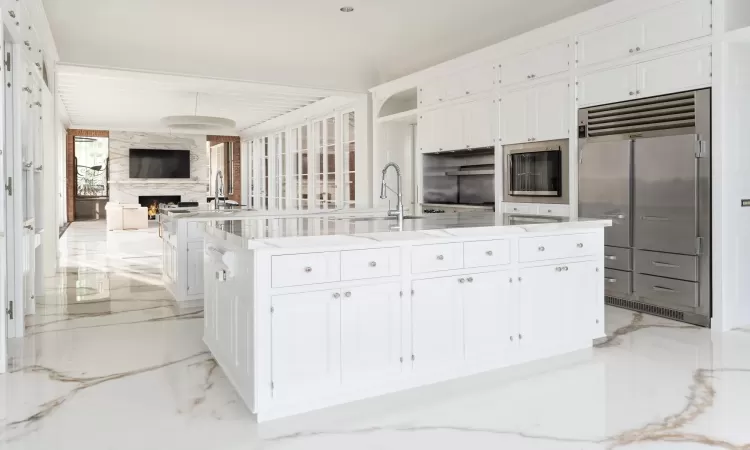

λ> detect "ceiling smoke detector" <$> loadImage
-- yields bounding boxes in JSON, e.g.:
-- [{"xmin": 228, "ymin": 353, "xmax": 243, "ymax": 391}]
[
  {"xmin": 161, "ymin": 93, "xmax": 236, "ymax": 131},
  {"xmin": 340, "ymin": 6, "xmax": 354, "ymax": 12}
]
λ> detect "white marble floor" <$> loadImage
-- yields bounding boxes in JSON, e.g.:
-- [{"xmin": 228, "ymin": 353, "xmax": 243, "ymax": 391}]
[{"xmin": 1, "ymin": 220, "xmax": 750, "ymax": 449}]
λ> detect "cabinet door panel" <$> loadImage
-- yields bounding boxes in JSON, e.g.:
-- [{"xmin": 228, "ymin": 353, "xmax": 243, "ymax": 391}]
[
  {"xmin": 341, "ymin": 283, "xmax": 402, "ymax": 383},
  {"xmin": 578, "ymin": 65, "xmax": 637, "ymax": 107},
  {"xmin": 434, "ymin": 106, "xmax": 463, "ymax": 152},
  {"xmin": 411, "ymin": 277, "xmax": 463, "ymax": 372},
  {"xmin": 417, "ymin": 111, "xmax": 435, "ymax": 153},
  {"xmin": 532, "ymin": 40, "xmax": 570, "ymax": 79},
  {"xmin": 638, "ymin": 0, "xmax": 712, "ymax": 52},
  {"xmin": 463, "ymin": 271, "xmax": 513, "ymax": 365},
  {"xmin": 498, "ymin": 89, "xmax": 530, "ymax": 145},
  {"xmin": 518, "ymin": 265, "xmax": 567, "ymax": 359},
  {"xmin": 577, "ymin": 19, "xmax": 637, "ymax": 67},
  {"xmin": 565, "ymin": 261, "xmax": 598, "ymax": 347},
  {"xmin": 534, "ymin": 80, "xmax": 569, "ymax": 141},
  {"xmin": 463, "ymin": 64, "xmax": 496, "ymax": 96},
  {"xmin": 636, "ymin": 48, "xmax": 711, "ymax": 99},
  {"xmin": 187, "ymin": 241, "xmax": 204, "ymax": 295},
  {"xmin": 500, "ymin": 52, "xmax": 534, "ymax": 86},
  {"xmin": 463, "ymin": 98, "xmax": 496, "ymax": 149},
  {"xmin": 271, "ymin": 290, "xmax": 341, "ymax": 400},
  {"xmin": 419, "ymin": 79, "xmax": 445, "ymax": 108}
]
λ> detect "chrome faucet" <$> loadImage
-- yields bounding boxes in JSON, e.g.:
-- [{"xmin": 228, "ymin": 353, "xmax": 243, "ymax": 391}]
[
  {"xmin": 215, "ymin": 170, "xmax": 224, "ymax": 211},
  {"xmin": 380, "ymin": 162, "xmax": 404, "ymax": 227}
]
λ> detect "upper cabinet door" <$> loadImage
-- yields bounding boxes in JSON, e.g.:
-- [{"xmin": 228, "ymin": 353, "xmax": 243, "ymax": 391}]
[
  {"xmin": 498, "ymin": 89, "xmax": 530, "ymax": 145},
  {"xmin": 577, "ymin": 19, "xmax": 638, "ymax": 67},
  {"xmin": 534, "ymin": 80, "xmax": 570, "ymax": 142},
  {"xmin": 531, "ymin": 40, "xmax": 570, "ymax": 79},
  {"xmin": 499, "ymin": 51, "xmax": 534, "ymax": 87},
  {"xmin": 462, "ymin": 63, "xmax": 496, "ymax": 96},
  {"xmin": 417, "ymin": 111, "xmax": 435, "ymax": 153},
  {"xmin": 577, "ymin": 64, "xmax": 637, "ymax": 107},
  {"xmin": 636, "ymin": 47, "xmax": 711, "ymax": 99},
  {"xmin": 637, "ymin": 0, "xmax": 712, "ymax": 52},
  {"xmin": 419, "ymin": 79, "xmax": 446, "ymax": 108},
  {"xmin": 433, "ymin": 105, "xmax": 464, "ymax": 152},
  {"xmin": 463, "ymin": 98, "xmax": 497, "ymax": 149}
]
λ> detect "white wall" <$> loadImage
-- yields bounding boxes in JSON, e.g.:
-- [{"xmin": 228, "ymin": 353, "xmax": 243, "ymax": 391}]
[{"xmin": 108, "ymin": 131, "xmax": 208, "ymax": 204}]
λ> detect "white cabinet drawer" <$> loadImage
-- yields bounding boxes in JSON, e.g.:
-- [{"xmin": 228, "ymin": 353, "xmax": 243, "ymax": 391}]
[
  {"xmin": 519, "ymin": 233, "xmax": 597, "ymax": 262},
  {"xmin": 537, "ymin": 204, "xmax": 570, "ymax": 216},
  {"xmin": 464, "ymin": 240, "xmax": 511, "ymax": 268},
  {"xmin": 272, "ymin": 252, "xmax": 341, "ymax": 288},
  {"xmin": 412, "ymin": 243, "xmax": 464, "ymax": 274},
  {"xmin": 341, "ymin": 248, "xmax": 401, "ymax": 281},
  {"xmin": 503, "ymin": 203, "xmax": 536, "ymax": 214}
]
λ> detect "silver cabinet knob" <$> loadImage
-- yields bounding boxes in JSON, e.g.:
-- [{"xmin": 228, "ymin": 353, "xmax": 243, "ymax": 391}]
[
  {"xmin": 458, "ymin": 278, "xmax": 466, "ymax": 284},
  {"xmin": 304, "ymin": 266, "xmax": 312, "ymax": 273},
  {"xmin": 436, "ymin": 254, "xmax": 444, "ymax": 260},
  {"xmin": 333, "ymin": 292, "xmax": 341, "ymax": 299},
  {"xmin": 605, "ymin": 255, "xmax": 616, "ymax": 260},
  {"xmin": 629, "ymin": 91, "xmax": 635, "ymax": 96},
  {"xmin": 509, "ymin": 278, "xmax": 513, "ymax": 283},
  {"xmin": 344, "ymin": 291, "xmax": 351, "ymax": 298},
  {"xmin": 510, "ymin": 336, "xmax": 514, "ymax": 342},
  {"xmin": 629, "ymin": 48, "xmax": 634, "ymax": 53},
  {"xmin": 636, "ymin": 47, "xmax": 641, "ymax": 51},
  {"xmin": 555, "ymin": 267, "xmax": 562, "ymax": 272},
  {"xmin": 467, "ymin": 277, "xmax": 474, "ymax": 283},
  {"xmin": 538, "ymin": 246, "xmax": 545, "ymax": 252},
  {"xmin": 486, "ymin": 250, "xmax": 493, "ymax": 256},
  {"xmin": 519, "ymin": 334, "xmax": 523, "ymax": 340},
  {"xmin": 369, "ymin": 261, "xmax": 377, "ymax": 267},
  {"xmin": 563, "ymin": 266, "xmax": 569, "ymax": 271},
  {"xmin": 8, "ymin": 10, "xmax": 16, "ymax": 18},
  {"xmin": 577, "ymin": 243, "xmax": 584, "ymax": 248}
]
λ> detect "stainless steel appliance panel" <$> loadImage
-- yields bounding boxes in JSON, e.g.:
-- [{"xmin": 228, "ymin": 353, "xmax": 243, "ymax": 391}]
[
  {"xmin": 503, "ymin": 140, "xmax": 569, "ymax": 204},
  {"xmin": 634, "ymin": 273, "xmax": 700, "ymax": 311},
  {"xmin": 633, "ymin": 134, "xmax": 699, "ymax": 255},
  {"xmin": 604, "ymin": 246, "xmax": 632, "ymax": 271},
  {"xmin": 604, "ymin": 268, "xmax": 632, "ymax": 297},
  {"xmin": 634, "ymin": 250, "xmax": 698, "ymax": 282},
  {"xmin": 578, "ymin": 140, "xmax": 632, "ymax": 248}
]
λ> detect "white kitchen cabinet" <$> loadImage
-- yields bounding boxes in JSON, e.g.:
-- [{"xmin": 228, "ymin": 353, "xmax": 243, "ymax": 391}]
[
  {"xmin": 271, "ymin": 289, "xmax": 342, "ymax": 401},
  {"xmin": 186, "ymin": 241, "xmax": 204, "ymax": 296},
  {"xmin": 577, "ymin": 0, "xmax": 712, "ymax": 68},
  {"xmin": 532, "ymin": 80, "xmax": 570, "ymax": 142},
  {"xmin": 411, "ymin": 276, "xmax": 463, "ymax": 373},
  {"xmin": 419, "ymin": 78, "xmax": 446, "ymax": 108},
  {"xmin": 420, "ymin": 65, "xmax": 495, "ymax": 108},
  {"xmin": 462, "ymin": 97, "xmax": 496, "ymax": 149},
  {"xmin": 637, "ymin": 0, "xmax": 712, "ymax": 53},
  {"xmin": 462, "ymin": 63, "xmax": 496, "ymax": 96},
  {"xmin": 636, "ymin": 47, "xmax": 711, "ymax": 99},
  {"xmin": 499, "ymin": 40, "xmax": 569, "ymax": 87},
  {"xmin": 417, "ymin": 110, "xmax": 435, "ymax": 153},
  {"xmin": 433, "ymin": 105, "xmax": 463, "ymax": 152},
  {"xmin": 498, "ymin": 89, "xmax": 530, "ymax": 145},
  {"xmin": 499, "ymin": 80, "xmax": 569, "ymax": 144},
  {"xmin": 341, "ymin": 283, "xmax": 402, "ymax": 384},
  {"xmin": 578, "ymin": 65, "xmax": 637, "ymax": 107},
  {"xmin": 463, "ymin": 271, "xmax": 514, "ymax": 365}
]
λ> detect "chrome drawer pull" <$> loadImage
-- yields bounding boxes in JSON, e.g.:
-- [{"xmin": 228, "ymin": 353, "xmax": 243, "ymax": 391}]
[
  {"xmin": 458, "ymin": 278, "xmax": 465, "ymax": 284},
  {"xmin": 344, "ymin": 291, "xmax": 351, "ymax": 298},
  {"xmin": 652, "ymin": 261, "xmax": 679, "ymax": 268},
  {"xmin": 652, "ymin": 286, "xmax": 678, "ymax": 293},
  {"xmin": 605, "ymin": 277, "xmax": 617, "ymax": 283},
  {"xmin": 369, "ymin": 261, "xmax": 377, "ymax": 267},
  {"xmin": 562, "ymin": 266, "xmax": 569, "ymax": 271},
  {"xmin": 436, "ymin": 254, "xmax": 444, "ymax": 260},
  {"xmin": 467, "ymin": 277, "xmax": 474, "ymax": 283},
  {"xmin": 333, "ymin": 292, "xmax": 341, "ymax": 299},
  {"xmin": 555, "ymin": 267, "xmax": 562, "ymax": 272},
  {"xmin": 577, "ymin": 243, "xmax": 584, "ymax": 248},
  {"xmin": 304, "ymin": 266, "xmax": 312, "ymax": 273},
  {"xmin": 604, "ymin": 255, "xmax": 617, "ymax": 260},
  {"xmin": 538, "ymin": 246, "xmax": 545, "ymax": 252},
  {"xmin": 486, "ymin": 250, "xmax": 493, "ymax": 256}
]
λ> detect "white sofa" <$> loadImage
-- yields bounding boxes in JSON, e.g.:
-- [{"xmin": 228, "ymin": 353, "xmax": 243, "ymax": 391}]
[{"xmin": 105, "ymin": 203, "xmax": 148, "ymax": 230}]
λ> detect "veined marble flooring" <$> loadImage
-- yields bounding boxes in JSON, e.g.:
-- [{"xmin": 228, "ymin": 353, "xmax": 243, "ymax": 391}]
[{"xmin": 1, "ymin": 221, "xmax": 750, "ymax": 449}]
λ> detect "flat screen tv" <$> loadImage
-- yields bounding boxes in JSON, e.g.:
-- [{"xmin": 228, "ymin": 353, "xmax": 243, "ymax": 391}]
[{"xmin": 129, "ymin": 149, "xmax": 191, "ymax": 179}]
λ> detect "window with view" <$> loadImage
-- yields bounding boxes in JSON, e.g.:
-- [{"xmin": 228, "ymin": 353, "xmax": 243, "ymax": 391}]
[{"xmin": 75, "ymin": 136, "xmax": 109, "ymax": 198}]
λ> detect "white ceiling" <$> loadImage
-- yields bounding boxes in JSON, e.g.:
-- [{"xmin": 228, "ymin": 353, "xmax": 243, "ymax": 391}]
[
  {"xmin": 57, "ymin": 65, "xmax": 356, "ymax": 133},
  {"xmin": 44, "ymin": 0, "xmax": 613, "ymax": 93}
]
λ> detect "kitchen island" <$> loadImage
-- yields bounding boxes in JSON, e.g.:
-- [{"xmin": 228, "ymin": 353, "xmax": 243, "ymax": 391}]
[{"xmin": 201, "ymin": 212, "xmax": 610, "ymax": 422}]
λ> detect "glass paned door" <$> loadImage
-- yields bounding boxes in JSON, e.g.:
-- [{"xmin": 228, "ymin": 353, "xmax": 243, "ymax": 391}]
[
  {"xmin": 274, "ymin": 132, "xmax": 288, "ymax": 209},
  {"xmin": 300, "ymin": 124, "xmax": 310, "ymax": 209},
  {"xmin": 313, "ymin": 117, "xmax": 339, "ymax": 209},
  {"xmin": 342, "ymin": 111, "xmax": 356, "ymax": 208},
  {"xmin": 290, "ymin": 128, "xmax": 300, "ymax": 210},
  {"xmin": 263, "ymin": 137, "xmax": 269, "ymax": 209}
]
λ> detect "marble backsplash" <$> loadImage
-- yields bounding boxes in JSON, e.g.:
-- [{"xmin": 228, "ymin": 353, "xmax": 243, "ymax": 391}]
[{"xmin": 108, "ymin": 131, "xmax": 209, "ymax": 204}]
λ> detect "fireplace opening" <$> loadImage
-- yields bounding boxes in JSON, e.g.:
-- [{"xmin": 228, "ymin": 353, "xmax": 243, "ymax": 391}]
[{"xmin": 138, "ymin": 195, "xmax": 181, "ymax": 219}]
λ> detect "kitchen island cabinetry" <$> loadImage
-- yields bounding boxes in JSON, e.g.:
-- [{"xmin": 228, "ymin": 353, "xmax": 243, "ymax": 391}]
[{"xmin": 202, "ymin": 213, "xmax": 609, "ymax": 421}]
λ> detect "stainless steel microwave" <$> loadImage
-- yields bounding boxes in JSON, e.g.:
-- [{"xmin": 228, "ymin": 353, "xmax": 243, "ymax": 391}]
[{"xmin": 503, "ymin": 139, "xmax": 569, "ymax": 204}]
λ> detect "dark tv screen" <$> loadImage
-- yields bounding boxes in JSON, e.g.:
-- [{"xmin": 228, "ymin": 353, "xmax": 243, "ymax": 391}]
[{"xmin": 129, "ymin": 149, "xmax": 191, "ymax": 179}]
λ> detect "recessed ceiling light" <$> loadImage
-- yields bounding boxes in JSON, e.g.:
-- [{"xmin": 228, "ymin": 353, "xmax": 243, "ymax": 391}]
[{"xmin": 340, "ymin": 6, "xmax": 354, "ymax": 12}]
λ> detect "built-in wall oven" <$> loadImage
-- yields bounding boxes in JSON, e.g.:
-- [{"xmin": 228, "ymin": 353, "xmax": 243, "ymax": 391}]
[{"xmin": 503, "ymin": 139, "xmax": 569, "ymax": 204}]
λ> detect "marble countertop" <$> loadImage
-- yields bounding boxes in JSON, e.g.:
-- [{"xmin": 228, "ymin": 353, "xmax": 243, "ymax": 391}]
[
  {"xmin": 161, "ymin": 207, "xmax": 394, "ymax": 222},
  {"xmin": 202, "ymin": 212, "xmax": 611, "ymax": 250}
]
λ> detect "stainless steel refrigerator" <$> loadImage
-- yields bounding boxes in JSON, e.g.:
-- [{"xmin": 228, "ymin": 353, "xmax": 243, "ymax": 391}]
[{"xmin": 578, "ymin": 89, "xmax": 711, "ymax": 327}]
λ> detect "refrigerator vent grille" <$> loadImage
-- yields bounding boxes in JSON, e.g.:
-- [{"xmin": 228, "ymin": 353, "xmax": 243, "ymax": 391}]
[
  {"xmin": 605, "ymin": 295, "xmax": 686, "ymax": 322},
  {"xmin": 585, "ymin": 92, "xmax": 696, "ymax": 137}
]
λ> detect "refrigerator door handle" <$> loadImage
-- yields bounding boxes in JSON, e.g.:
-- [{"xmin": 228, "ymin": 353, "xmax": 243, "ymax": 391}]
[
  {"xmin": 652, "ymin": 286, "xmax": 678, "ymax": 293},
  {"xmin": 641, "ymin": 216, "xmax": 670, "ymax": 222},
  {"xmin": 652, "ymin": 261, "xmax": 679, "ymax": 268}
]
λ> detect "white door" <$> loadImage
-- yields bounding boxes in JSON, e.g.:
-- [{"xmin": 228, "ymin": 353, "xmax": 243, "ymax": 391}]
[
  {"xmin": 417, "ymin": 110, "xmax": 435, "ymax": 154},
  {"xmin": 411, "ymin": 276, "xmax": 463, "ymax": 373},
  {"xmin": 499, "ymin": 51, "xmax": 534, "ymax": 87},
  {"xmin": 433, "ymin": 106, "xmax": 463, "ymax": 152},
  {"xmin": 577, "ymin": 65, "xmax": 638, "ymax": 107},
  {"xmin": 341, "ymin": 283, "xmax": 402, "ymax": 384},
  {"xmin": 637, "ymin": 0, "xmax": 712, "ymax": 53},
  {"xmin": 517, "ymin": 264, "xmax": 568, "ymax": 360},
  {"xmin": 464, "ymin": 97, "xmax": 496, "ymax": 149},
  {"xmin": 463, "ymin": 271, "xmax": 514, "ymax": 365},
  {"xmin": 531, "ymin": 40, "xmax": 570, "ymax": 79},
  {"xmin": 576, "ymin": 19, "xmax": 638, "ymax": 67},
  {"xmin": 534, "ymin": 80, "xmax": 570, "ymax": 142},
  {"xmin": 186, "ymin": 241, "xmax": 204, "ymax": 296},
  {"xmin": 271, "ymin": 289, "xmax": 341, "ymax": 400},
  {"xmin": 498, "ymin": 89, "xmax": 530, "ymax": 145},
  {"xmin": 563, "ymin": 261, "xmax": 599, "ymax": 348},
  {"xmin": 462, "ymin": 63, "xmax": 495, "ymax": 96},
  {"xmin": 636, "ymin": 48, "xmax": 711, "ymax": 99}
]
